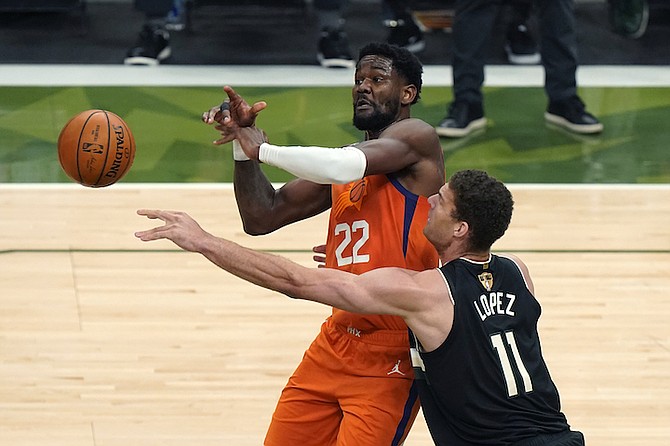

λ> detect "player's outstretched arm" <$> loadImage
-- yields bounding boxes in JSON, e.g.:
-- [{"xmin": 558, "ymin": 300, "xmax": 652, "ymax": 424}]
[
  {"xmin": 233, "ymin": 119, "xmax": 443, "ymax": 196},
  {"xmin": 134, "ymin": 209, "xmax": 432, "ymax": 317},
  {"xmin": 134, "ymin": 209, "xmax": 371, "ymax": 309}
]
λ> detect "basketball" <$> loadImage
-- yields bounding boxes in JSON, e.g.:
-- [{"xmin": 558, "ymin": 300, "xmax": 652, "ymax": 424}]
[{"xmin": 57, "ymin": 109, "xmax": 136, "ymax": 187}]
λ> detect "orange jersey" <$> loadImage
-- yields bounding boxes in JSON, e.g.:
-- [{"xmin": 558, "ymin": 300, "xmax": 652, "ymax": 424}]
[{"xmin": 325, "ymin": 173, "xmax": 439, "ymax": 333}]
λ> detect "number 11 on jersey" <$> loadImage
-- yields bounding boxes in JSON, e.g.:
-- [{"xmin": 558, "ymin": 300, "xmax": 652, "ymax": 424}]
[{"xmin": 490, "ymin": 331, "xmax": 533, "ymax": 397}]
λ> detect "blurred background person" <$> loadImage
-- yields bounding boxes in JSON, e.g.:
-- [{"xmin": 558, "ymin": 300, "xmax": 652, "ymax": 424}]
[
  {"xmin": 435, "ymin": 0, "xmax": 603, "ymax": 138},
  {"xmin": 124, "ymin": 0, "xmax": 187, "ymax": 65}
]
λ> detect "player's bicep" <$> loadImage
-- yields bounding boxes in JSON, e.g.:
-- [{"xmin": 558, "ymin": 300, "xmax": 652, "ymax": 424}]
[
  {"xmin": 271, "ymin": 179, "xmax": 331, "ymax": 226},
  {"xmin": 355, "ymin": 122, "xmax": 437, "ymax": 175},
  {"xmin": 356, "ymin": 138, "xmax": 420, "ymax": 175},
  {"xmin": 344, "ymin": 268, "xmax": 427, "ymax": 316}
]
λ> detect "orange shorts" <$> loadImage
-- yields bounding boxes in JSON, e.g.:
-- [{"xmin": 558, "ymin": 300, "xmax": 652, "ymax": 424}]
[{"xmin": 264, "ymin": 317, "xmax": 419, "ymax": 446}]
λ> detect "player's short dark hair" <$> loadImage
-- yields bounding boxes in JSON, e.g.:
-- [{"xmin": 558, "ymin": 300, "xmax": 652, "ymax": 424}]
[
  {"xmin": 357, "ymin": 42, "xmax": 423, "ymax": 104},
  {"xmin": 449, "ymin": 170, "xmax": 514, "ymax": 252}
]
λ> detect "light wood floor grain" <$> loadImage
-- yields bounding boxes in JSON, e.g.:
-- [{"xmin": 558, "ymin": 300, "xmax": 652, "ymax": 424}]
[{"xmin": 1, "ymin": 184, "xmax": 669, "ymax": 446}]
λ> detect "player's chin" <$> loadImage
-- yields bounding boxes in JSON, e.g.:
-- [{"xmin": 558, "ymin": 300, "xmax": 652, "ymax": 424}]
[
  {"xmin": 354, "ymin": 107, "xmax": 379, "ymax": 124},
  {"xmin": 354, "ymin": 114, "xmax": 389, "ymax": 132},
  {"xmin": 422, "ymin": 221, "xmax": 434, "ymax": 241}
]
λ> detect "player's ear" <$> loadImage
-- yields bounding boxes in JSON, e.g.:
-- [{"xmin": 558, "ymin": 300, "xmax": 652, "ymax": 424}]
[
  {"xmin": 454, "ymin": 221, "xmax": 469, "ymax": 238},
  {"xmin": 401, "ymin": 84, "xmax": 417, "ymax": 105}
]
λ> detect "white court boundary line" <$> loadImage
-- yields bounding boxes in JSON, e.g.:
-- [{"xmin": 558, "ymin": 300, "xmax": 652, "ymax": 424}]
[
  {"xmin": 0, "ymin": 64, "xmax": 669, "ymax": 87},
  {"xmin": 1, "ymin": 183, "xmax": 669, "ymax": 190}
]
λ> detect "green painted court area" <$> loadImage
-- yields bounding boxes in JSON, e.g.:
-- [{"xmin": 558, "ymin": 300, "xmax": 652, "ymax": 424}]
[{"xmin": 1, "ymin": 85, "xmax": 669, "ymax": 184}]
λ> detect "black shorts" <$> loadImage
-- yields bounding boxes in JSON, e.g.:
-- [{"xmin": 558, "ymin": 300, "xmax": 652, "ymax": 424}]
[{"xmin": 515, "ymin": 430, "xmax": 585, "ymax": 446}]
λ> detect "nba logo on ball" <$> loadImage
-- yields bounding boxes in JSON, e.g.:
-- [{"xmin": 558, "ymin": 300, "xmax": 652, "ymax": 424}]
[
  {"xmin": 82, "ymin": 142, "xmax": 104, "ymax": 155},
  {"xmin": 58, "ymin": 109, "xmax": 136, "ymax": 188}
]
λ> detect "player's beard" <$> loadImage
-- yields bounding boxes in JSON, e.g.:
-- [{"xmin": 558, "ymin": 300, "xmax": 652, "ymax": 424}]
[{"xmin": 353, "ymin": 101, "xmax": 399, "ymax": 132}]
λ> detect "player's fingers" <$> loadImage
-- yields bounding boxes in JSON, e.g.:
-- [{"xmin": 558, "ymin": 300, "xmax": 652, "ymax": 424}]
[
  {"xmin": 250, "ymin": 101, "xmax": 267, "ymax": 115},
  {"xmin": 137, "ymin": 209, "xmax": 183, "ymax": 223},
  {"xmin": 224, "ymin": 85, "xmax": 240, "ymax": 102},
  {"xmin": 312, "ymin": 243, "xmax": 327, "ymax": 268},
  {"xmin": 135, "ymin": 227, "xmax": 169, "ymax": 241},
  {"xmin": 212, "ymin": 125, "xmax": 235, "ymax": 143},
  {"xmin": 213, "ymin": 135, "xmax": 235, "ymax": 146},
  {"xmin": 209, "ymin": 101, "xmax": 231, "ymax": 124},
  {"xmin": 201, "ymin": 105, "xmax": 222, "ymax": 124},
  {"xmin": 136, "ymin": 209, "xmax": 165, "ymax": 220},
  {"xmin": 214, "ymin": 121, "xmax": 236, "ymax": 134},
  {"xmin": 214, "ymin": 121, "xmax": 236, "ymax": 132}
]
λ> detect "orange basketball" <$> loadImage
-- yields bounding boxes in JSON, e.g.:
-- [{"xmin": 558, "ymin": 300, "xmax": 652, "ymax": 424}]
[{"xmin": 57, "ymin": 109, "xmax": 136, "ymax": 187}]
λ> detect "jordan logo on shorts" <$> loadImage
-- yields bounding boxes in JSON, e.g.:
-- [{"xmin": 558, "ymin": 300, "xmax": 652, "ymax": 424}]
[{"xmin": 387, "ymin": 359, "xmax": 405, "ymax": 376}]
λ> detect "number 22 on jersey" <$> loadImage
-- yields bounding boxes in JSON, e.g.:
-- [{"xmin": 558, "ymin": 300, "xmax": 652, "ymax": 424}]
[{"xmin": 334, "ymin": 220, "xmax": 370, "ymax": 266}]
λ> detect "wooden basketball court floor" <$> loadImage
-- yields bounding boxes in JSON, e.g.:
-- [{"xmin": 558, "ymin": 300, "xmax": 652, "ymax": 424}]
[{"xmin": 1, "ymin": 183, "xmax": 669, "ymax": 446}]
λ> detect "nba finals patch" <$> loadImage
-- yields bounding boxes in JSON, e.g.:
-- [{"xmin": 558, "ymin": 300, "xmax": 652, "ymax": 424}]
[{"xmin": 478, "ymin": 272, "xmax": 493, "ymax": 291}]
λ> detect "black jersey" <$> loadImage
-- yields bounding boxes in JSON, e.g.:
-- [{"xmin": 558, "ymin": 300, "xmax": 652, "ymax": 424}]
[{"xmin": 410, "ymin": 254, "xmax": 571, "ymax": 445}]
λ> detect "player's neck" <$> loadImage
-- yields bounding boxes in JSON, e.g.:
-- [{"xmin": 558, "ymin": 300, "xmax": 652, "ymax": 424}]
[
  {"xmin": 439, "ymin": 247, "xmax": 490, "ymax": 265},
  {"xmin": 461, "ymin": 252, "xmax": 491, "ymax": 262}
]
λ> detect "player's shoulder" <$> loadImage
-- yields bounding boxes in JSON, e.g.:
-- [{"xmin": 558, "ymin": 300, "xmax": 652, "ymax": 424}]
[
  {"xmin": 496, "ymin": 253, "xmax": 526, "ymax": 269},
  {"xmin": 391, "ymin": 117, "xmax": 434, "ymax": 131},
  {"xmin": 495, "ymin": 253, "xmax": 535, "ymax": 293},
  {"xmin": 385, "ymin": 117, "xmax": 438, "ymax": 141}
]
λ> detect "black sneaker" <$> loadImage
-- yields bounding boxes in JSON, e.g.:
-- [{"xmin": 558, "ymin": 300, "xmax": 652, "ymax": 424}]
[
  {"xmin": 435, "ymin": 101, "xmax": 487, "ymax": 138},
  {"xmin": 545, "ymin": 96, "xmax": 604, "ymax": 134},
  {"xmin": 505, "ymin": 24, "xmax": 540, "ymax": 65},
  {"xmin": 385, "ymin": 18, "xmax": 425, "ymax": 53},
  {"xmin": 124, "ymin": 25, "xmax": 171, "ymax": 66},
  {"xmin": 317, "ymin": 27, "xmax": 354, "ymax": 69}
]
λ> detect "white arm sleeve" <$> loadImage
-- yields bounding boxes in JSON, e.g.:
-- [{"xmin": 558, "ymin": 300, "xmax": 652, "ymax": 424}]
[{"xmin": 258, "ymin": 142, "xmax": 367, "ymax": 184}]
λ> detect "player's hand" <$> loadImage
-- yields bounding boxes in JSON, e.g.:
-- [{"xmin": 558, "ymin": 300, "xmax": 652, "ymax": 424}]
[
  {"xmin": 135, "ymin": 209, "xmax": 209, "ymax": 253},
  {"xmin": 201, "ymin": 85, "xmax": 267, "ymax": 128},
  {"xmin": 230, "ymin": 126, "xmax": 268, "ymax": 160},
  {"xmin": 312, "ymin": 244, "xmax": 326, "ymax": 268},
  {"xmin": 206, "ymin": 124, "xmax": 266, "ymax": 158}
]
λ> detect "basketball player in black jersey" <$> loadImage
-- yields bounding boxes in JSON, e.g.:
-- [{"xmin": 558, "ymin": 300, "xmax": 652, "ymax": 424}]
[{"xmin": 136, "ymin": 169, "xmax": 584, "ymax": 445}]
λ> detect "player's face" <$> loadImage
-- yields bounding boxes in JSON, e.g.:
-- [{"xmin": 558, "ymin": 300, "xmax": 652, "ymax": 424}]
[
  {"xmin": 424, "ymin": 183, "xmax": 458, "ymax": 250},
  {"xmin": 352, "ymin": 55, "xmax": 403, "ymax": 131}
]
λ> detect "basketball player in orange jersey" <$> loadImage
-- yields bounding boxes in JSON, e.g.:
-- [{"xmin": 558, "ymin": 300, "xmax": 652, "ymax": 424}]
[{"xmin": 201, "ymin": 42, "xmax": 445, "ymax": 446}]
